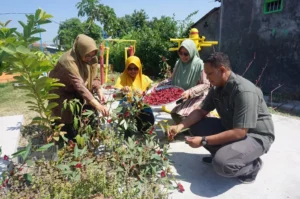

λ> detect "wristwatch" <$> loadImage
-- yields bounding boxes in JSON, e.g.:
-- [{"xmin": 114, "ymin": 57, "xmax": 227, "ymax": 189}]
[{"xmin": 201, "ymin": 136, "xmax": 208, "ymax": 146}]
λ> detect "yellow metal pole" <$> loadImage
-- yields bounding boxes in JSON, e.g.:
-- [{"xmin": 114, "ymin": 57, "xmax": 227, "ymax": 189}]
[
  {"xmin": 124, "ymin": 47, "xmax": 129, "ymax": 66},
  {"xmin": 105, "ymin": 47, "xmax": 109, "ymax": 83}
]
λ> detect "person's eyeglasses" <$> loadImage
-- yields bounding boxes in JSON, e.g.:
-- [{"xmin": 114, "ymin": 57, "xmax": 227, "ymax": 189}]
[
  {"xmin": 85, "ymin": 54, "xmax": 97, "ymax": 59},
  {"xmin": 179, "ymin": 52, "xmax": 189, "ymax": 57},
  {"xmin": 127, "ymin": 67, "xmax": 139, "ymax": 71}
]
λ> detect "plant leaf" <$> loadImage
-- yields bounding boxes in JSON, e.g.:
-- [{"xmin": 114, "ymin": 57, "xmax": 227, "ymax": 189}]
[
  {"xmin": 75, "ymin": 135, "xmax": 85, "ymax": 148},
  {"xmin": 24, "ymin": 173, "xmax": 32, "ymax": 183},
  {"xmin": 31, "ymin": 28, "xmax": 46, "ymax": 35},
  {"xmin": 26, "ymin": 159, "xmax": 34, "ymax": 166},
  {"xmin": 36, "ymin": 142, "xmax": 54, "ymax": 152},
  {"xmin": 74, "ymin": 144, "xmax": 79, "ymax": 158},
  {"xmin": 56, "ymin": 164, "xmax": 70, "ymax": 171},
  {"xmin": 16, "ymin": 45, "xmax": 30, "ymax": 54},
  {"xmin": 45, "ymin": 94, "xmax": 59, "ymax": 100},
  {"xmin": 46, "ymin": 102, "xmax": 58, "ymax": 110}
]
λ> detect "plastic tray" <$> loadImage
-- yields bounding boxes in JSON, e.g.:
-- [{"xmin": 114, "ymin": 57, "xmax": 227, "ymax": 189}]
[{"xmin": 144, "ymin": 85, "xmax": 184, "ymax": 109}]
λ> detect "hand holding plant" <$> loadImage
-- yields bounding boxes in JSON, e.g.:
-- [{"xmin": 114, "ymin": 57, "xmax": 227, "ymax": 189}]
[{"xmin": 166, "ymin": 125, "xmax": 181, "ymax": 141}]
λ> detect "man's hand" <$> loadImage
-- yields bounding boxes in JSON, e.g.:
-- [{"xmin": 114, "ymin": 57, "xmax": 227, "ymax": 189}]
[
  {"xmin": 167, "ymin": 125, "xmax": 182, "ymax": 140},
  {"xmin": 185, "ymin": 136, "xmax": 202, "ymax": 148},
  {"xmin": 181, "ymin": 91, "xmax": 190, "ymax": 100}
]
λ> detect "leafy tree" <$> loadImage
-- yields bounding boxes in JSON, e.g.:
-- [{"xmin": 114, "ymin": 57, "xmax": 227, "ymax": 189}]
[
  {"xmin": 109, "ymin": 15, "xmax": 179, "ymax": 76},
  {"xmin": 76, "ymin": 0, "xmax": 119, "ymax": 37},
  {"xmin": 116, "ymin": 10, "xmax": 149, "ymax": 37},
  {"xmin": 54, "ymin": 18, "xmax": 102, "ymax": 50},
  {"xmin": 0, "ymin": 20, "xmax": 17, "ymax": 39},
  {"xmin": 76, "ymin": 0, "xmax": 100, "ymax": 26}
]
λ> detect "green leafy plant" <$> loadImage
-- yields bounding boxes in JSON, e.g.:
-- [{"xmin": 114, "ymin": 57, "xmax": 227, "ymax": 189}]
[{"xmin": 0, "ymin": 9, "xmax": 64, "ymax": 140}]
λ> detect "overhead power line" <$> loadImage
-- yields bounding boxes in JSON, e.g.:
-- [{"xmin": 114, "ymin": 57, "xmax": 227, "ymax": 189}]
[{"xmin": 0, "ymin": 12, "xmax": 34, "ymax": 15}]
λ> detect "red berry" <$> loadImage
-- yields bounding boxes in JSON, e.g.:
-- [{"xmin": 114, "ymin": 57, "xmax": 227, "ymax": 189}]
[
  {"xmin": 124, "ymin": 112, "xmax": 130, "ymax": 117},
  {"xmin": 75, "ymin": 163, "xmax": 82, "ymax": 169},
  {"xmin": 3, "ymin": 155, "xmax": 9, "ymax": 161},
  {"xmin": 160, "ymin": 171, "xmax": 166, "ymax": 178},
  {"xmin": 177, "ymin": 183, "xmax": 185, "ymax": 192}
]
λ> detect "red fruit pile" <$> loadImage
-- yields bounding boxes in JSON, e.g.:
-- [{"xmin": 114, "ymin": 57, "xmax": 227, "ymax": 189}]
[{"xmin": 143, "ymin": 87, "xmax": 184, "ymax": 106}]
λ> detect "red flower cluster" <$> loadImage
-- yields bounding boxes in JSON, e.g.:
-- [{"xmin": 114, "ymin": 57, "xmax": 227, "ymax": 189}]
[
  {"xmin": 143, "ymin": 87, "xmax": 184, "ymax": 105},
  {"xmin": 107, "ymin": 119, "xmax": 112, "ymax": 123},
  {"xmin": 124, "ymin": 112, "xmax": 130, "ymax": 117},
  {"xmin": 75, "ymin": 163, "xmax": 82, "ymax": 169},
  {"xmin": 160, "ymin": 170, "xmax": 166, "ymax": 178},
  {"xmin": 149, "ymin": 126, "xmax": 155, "ymax": 135},
  {"xmin": 177, "ymin": 183, "xmax": 185, "ymax": 192},
  {"xmin": 156, "ymin": 150, "xmax": 162, "ymax": 155},
  {"xmin": 69, "ymin": 140, "xmax": 75, "ymax": 148}
]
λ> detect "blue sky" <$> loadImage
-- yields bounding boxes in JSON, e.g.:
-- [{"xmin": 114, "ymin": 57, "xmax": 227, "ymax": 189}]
[{"xmin": 1, "ymin": 0, "xmax": 220, "ymax": 44}]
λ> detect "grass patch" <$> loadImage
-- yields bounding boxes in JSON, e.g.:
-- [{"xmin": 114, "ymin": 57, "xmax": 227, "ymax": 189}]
[
  {"xmin": 0, "ymin": 72, "xmax": 121, "ymax": 125},
  {"xmin": 0, "ymin": 83, "xmax": 37, "ymax": 124}
]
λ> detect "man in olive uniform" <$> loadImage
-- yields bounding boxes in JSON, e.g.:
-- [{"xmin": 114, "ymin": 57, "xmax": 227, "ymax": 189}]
[{"xmin": 168, "ymin": 52, "xmax": 275, "ymax": 183}]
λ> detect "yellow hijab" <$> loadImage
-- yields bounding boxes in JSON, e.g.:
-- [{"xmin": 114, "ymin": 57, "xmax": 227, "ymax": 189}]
[
  {"xmin": 115, "ymin": 56, "xmax": 152, "ymax": 92},
  {"xmin": 58, "ymin": 34, "xmax": 98, "ymax": 90}
]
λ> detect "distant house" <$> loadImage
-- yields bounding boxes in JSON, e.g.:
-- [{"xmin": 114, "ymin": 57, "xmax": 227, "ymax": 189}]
[
  {"xmin": 31, "ymin": 43, "xmax": 62, "ymax": 54},
  {"xmin": 192, "ymin": 0, "xmax": 300, "ymax": 98},
  {"xmin": 192, "ymin": 7, "xmax": 220, "ymax": 60},
  {"xmin": 45, "ymin": 45, "xmax": 62, "ymax": 54}
]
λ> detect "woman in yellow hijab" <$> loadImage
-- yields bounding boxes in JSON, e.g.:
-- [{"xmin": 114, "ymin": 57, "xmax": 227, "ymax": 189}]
[
  {"xmin": 115, "ymin": 56, "xmax": 154, "ymax": 138},
  {"xmin": 115, "ymin": 56, "xmax": 152, "ymax": 92}
]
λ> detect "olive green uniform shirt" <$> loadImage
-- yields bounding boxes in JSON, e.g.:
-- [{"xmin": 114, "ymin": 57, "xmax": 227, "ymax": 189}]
[{"xmin": 201, "ymin": 72, "xmax": 275, "ymax": 152}]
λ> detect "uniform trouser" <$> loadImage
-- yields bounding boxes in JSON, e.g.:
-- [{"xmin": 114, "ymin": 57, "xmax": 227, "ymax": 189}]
[{"xmin": 190, "ymin": 117, "xmax": 265, "ymax": 178}]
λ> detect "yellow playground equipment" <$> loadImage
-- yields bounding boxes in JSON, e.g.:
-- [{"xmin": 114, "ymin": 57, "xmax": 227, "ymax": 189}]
[
  {"xmin": 98, "ymin": 39, "xmax": 136, "ymax": 84},
  {"xmin": 161, "ymin": 28, "xmax": 218, "ymax": 114},
  {"xmin": 169, "ymin": 28, "xmax": 218, "ymax": 51}
]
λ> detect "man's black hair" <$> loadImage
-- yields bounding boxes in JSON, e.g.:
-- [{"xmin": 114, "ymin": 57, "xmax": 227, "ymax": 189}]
[{"xmin": 204, "ymin": 52, "xmax": 231, "ymax": 70}]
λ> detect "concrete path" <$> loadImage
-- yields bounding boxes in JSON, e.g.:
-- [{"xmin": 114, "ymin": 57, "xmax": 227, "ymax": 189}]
[
  {"xmin": 153, "ymin": 112, "xmax": 300, "ymax": 199},
  {"xmin": 0, "ymin": 115, "xmax": 23, "ymax": 175},
  {"xmin": 1, "ymin": 106, "xmax": 299, "ymax": 199}
]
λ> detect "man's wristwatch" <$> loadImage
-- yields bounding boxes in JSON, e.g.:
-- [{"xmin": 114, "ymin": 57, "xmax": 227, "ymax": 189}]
[{"xmin": 201, "ymin": 136, "xmax": 208, "ymax": 146}]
